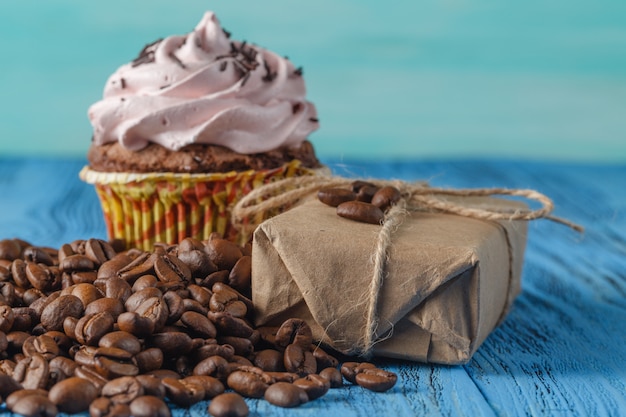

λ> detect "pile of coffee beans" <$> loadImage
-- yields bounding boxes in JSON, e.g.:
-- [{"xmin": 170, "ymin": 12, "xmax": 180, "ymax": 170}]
[
  {"xmin": 317, "ymin": 181, "xmax": 402, "ymax": 224},
  {"xmin": 0, "ymin": 236, "xmax": 397, "ymax": 417}
]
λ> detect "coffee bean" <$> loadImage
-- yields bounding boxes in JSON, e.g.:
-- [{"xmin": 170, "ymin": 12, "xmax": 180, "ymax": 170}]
[
  {"xmin": 162, "ymin": 377, "xmax": 205, "ymax": 407},
  {"xmin": 89, "ymin": 397, "xmax": 131, "ymax": 417},
  {"xmin": 0, "ymin": 239, "xmax": 21, "ymax": 261},
  {"xmin": 117, "ymin": 253, "xmax": 156, "ymax": 283},
  {"xmin": 193, "ymin": 342, "xmax": 235, "ymax": 363},
  {"xmin": 21, "ymin": 288, "xmax": 45, "ymax": 306},
  {"xmin": 0, "ymin": 330, "xmax": 8, "ymax": 352},
  {"xmin": 134, "ymin": 297, "xmax": 169, "ymax": 332},
  {"xmin": 228, "ymin": 256, "xmax": 251, "ymax": 295},
  {"xmin": 116, "ymin": 312, "xmax": 155, "ymax": 338},
  {"xmin": 0, "ymin": 374, "xmax": 23, "ymax": 399},
  {"xmin": 253, "ymin": 349, "xmax": 285, "ymax": 372},
  {"xmin": 97, "ymin": 254, "xmax": 132, "ymax": 281},
  {"xmin": 209, "ymin": 311, "xmax": 253, "ymax": 339},
  {"xmin": 216, "ymin": 335, "xmax": 253, "ymax": 357},
  {"xmin": 154, "ymin": 254, "xmax": 191, "ymax": 283},
  {"xmin": 39, "ymin": 295, "xmax": 84, "ymax": 332},
  {"xmin": 103, "ymin": 277, "xmax": 132, "ymax": 302},
  {"xmin": 311, "ymin": 345, "xmax": 339, "ymax": 371},
  {"xmin": 163, "ymin": 291, "xmax": 185, "ymax": 324},
  {"xmin": 93, "ymin": 347, "xmax": 139, "ymax": 379},
  {"xmin": 0, "ymin": 303, "xmax": 14, "ymax": 333},
  {"xmin": 355, "ymin": 367, "xmax": 398, "ymax": 392},
  {"xmin": 134, "ymin": 348, "xmax": 164, "ymax": 374},
  {"xmin": 129, "ymin": 395, "xmax": 172, "ymax": 417},
  {"xmin": 181, "ymin": 310, "xmax": 216, "ymax": 339},
  {"xmin": 205, "ymin": 238, "xmax": 242, "ymax": 271},
  {"xmin": 340, "ymin": 361, "xmax": 377, "ymax": 384},
  {"xmin": 318, "ymin": 187, "xmax": 357, "ymax": 207},
  {"xmin": 210, "ymin": 284, "xmax": 248, "ymax": 318},
  {"xmin": 319, "ymin": 367, "xmax": 343, "ymax": 388},
  {"xmin": 74, "ymin": 365, "xmax": 108, "ymax": 392},
  {"xmin": 5, "ymin": 388, "xmax": 50, "ymax": 410},
  {"xmin": 135, "ymin": 374, "xmax": 166, "ymax": 399},
  {"xmin": 101, "ymin": 376, "xmax": 144, "ymax": 404},
  {"xmin": 356, "ymin": 185, "xmax": 380, "ymax": 203},
  {"xmin": 13, "ymin": 353, "xmax": 49, "ymax": 390},
  {"xmin": 72, "ymin": 345, "xmax": 98, "ymax": 368},
  {"xmin": 199, "ymin": 269, "xmax": 229, "ymax": 288},
  {"xmin": 226, "ymin": 367, "xmax": 272, "ymax": 398},
  {"xmin": 124, "ymin": 287, "xmax": 162, "ymax": 312},
  {"xmin": 284, "ymin": 344, "xmax": 317, "ymax": 377},
  {"xmin": 48, "ymin": 376, "xmax": 98, "ymax": 414},
  {"xmin": 68, "ymin": 282, "xmax": 102, "ymax": 308},
  {"xmin": 187, "ymin": 284, "xmax": 213, "ymax": 307},
  {"xmin": 22, "ymin": 334, "xmax": 59, "ymax": 360},
  {"xmin": 48, "ymin": 356, "xmax": 78, "ymax": 382},
  {"xmin": 131, "ymin": 274, "xmax": 158, "ymax": 292},
  {"xmin": 177, "ymin": 249, "xmax": 217, "ymax": 278},
  {"xmin": 192, "ymin": 355, "xmax": 230, "ymax": 380},
  {"xmin": 75, "ymin": 312, "xmax": 115, "ymax": 346},
  {"xmin": 207, "ymin": 392, "xmax": 248, "ymax": 417},
  {"xmin": 23, "ymin": 246, "xmax": 55, "ymax": 266},
  {"xmin": 264, "ymin": 382, "xmax": 309, "ymax": 408},
  {"xmin": 293, "ymin": 373, "xmax": 330, "ymax": 400},
  {"xmin": 98, "ymin": 331, "xmax": 142, "ymax": 356},
  {"xmin": 84, "ymin": 239, "xmax": 116, "ymax": 266},
  {"xmin": 25, "ymin": 262, "xmax": 61, "ymax": 292},
  {"xmin": 11, "ymin": 393, "xmax": 57, "ymax": 417},
  {"xmin": 275, "ymin": 318, "xmax": 312, "ymax": 349},
  {"xmin": 351, "ymin": 180, "xmax": 377, "ymax": 193},
  {"xmin": 149, "ymin": 331, "xmax": 192, "ymax": 358},
  {"xmin": 10, "ymin": 259, "xmax": 31, "ymax": 289},
  {"xmin": 84, "ymin": 297, "xmax": 125, "ymax": 320},
  {"xmin": 59, "ymin": 254, "xmax": 95, "ymax": 273},
  {"xmin": 337, "ymin": 201, "xmax": 385, "ymax": 224},
  {"xmin": 371, "ymin": 186, "xmax": 402, "ymax": 211},
  {"xmin": 183, "ymin": 375, "xmax": 224, "ymax": 400}
]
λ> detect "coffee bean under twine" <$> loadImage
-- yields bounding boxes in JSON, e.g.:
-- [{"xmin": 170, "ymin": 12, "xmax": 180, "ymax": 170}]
[{"xmin": 318, "ymin": 182, "xmax": 400, "ymax": 225}]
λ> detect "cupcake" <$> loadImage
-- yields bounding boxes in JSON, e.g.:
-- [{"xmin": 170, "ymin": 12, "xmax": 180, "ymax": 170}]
[{"xmin": 80, "ymin": 11, "xmax": 324, "ymax": 250}]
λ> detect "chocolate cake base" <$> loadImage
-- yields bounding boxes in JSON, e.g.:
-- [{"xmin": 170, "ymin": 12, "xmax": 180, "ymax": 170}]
[{"xmin": 87, "ymin": 140, "xmax": 321, "ymax": 173}]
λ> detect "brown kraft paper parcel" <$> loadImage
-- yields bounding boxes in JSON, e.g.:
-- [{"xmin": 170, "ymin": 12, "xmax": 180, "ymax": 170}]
[{"xmin": 251, "ymin": 197, "xmax": 528, "ymax": 365}]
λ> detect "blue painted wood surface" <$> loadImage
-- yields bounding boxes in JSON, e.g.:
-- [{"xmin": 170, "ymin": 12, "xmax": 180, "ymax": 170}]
[{"xmin": 0, "ymin": 157, "xmax": 625, "ymax": 416}]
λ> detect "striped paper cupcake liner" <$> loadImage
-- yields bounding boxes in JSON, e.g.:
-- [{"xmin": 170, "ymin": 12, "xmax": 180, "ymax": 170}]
[{"xmin": 80, "ymin": 160, "xmax": 322, "ymax": 250}]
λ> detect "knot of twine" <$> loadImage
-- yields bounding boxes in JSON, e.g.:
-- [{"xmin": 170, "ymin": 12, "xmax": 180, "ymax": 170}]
[{"xmin": 232, "ymin": 175, "xmax": 583, "ymax": 356}]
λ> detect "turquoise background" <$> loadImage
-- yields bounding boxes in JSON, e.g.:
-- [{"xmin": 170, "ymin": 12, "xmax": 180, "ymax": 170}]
[{"xmin": 0, "ymin": 0, "xmax": 625, "ymax": 161}]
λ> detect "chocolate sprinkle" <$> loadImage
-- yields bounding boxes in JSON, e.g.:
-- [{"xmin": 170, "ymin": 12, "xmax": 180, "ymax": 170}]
[
  {"xmin": 292, "ymin": 103, "xmax": 302, "ymax": 114},
  {"xmin": 216, "ymin": 41, "xmax": 260, "ymax": 82},
  {"xmin": 309, "ymin": 117, "xmax": 319, "ymax": 122},
  {"xmin": 222, "ymin": 28, "xmax": 232, "ymax": 38},
  {"xmin": 131, "ymin": 38, "xmax": 163, "ymax": 67},
  {"xmin": 294, "ymin": 67, "xmax": 303, "ymax": 76},
  {"xmin": 169, "ymin": 52, "xmax": 187, "ymax": 69},
  {"xmin": 240, "ymin": 72, "xmax": 251, "ymax": 87},
  {"xmin": 120, "ymin": 78, "xmax": 127, "ymax": 89},
  {"xmin": 220, "ymin": 61, "xmax": 228, "ymax": 71},
  {"xmin": 262, "ymin": 60, "xmax": 277, "ymax": 82}
]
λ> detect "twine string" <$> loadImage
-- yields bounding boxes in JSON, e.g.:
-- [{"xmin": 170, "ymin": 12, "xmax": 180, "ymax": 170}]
[{"xmin": 232, "ymin": 175, "xmax": 584, "ymax": 356}]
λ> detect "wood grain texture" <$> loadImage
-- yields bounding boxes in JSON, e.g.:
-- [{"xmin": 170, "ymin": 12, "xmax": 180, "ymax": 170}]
[{"xmin": 0, "ymin": 157, "xmax": 624, "ymax": 417}]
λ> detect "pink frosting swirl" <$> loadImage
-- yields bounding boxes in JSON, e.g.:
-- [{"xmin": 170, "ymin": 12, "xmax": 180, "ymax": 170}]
[{"xmin": 88, "ymin": 11, "xmax": 319, "ymax": 153}]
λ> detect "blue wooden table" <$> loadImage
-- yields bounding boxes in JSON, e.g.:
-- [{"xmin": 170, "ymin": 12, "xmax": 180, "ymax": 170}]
[{"xmin": 0, "ymin": 157, "xmax": 624, "ymax": 417}]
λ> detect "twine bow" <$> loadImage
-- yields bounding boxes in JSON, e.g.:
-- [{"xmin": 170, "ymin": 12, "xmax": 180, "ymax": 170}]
[{"xmin": 232, "ymin": 175, "xmax": 583, "ymax": 356}]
